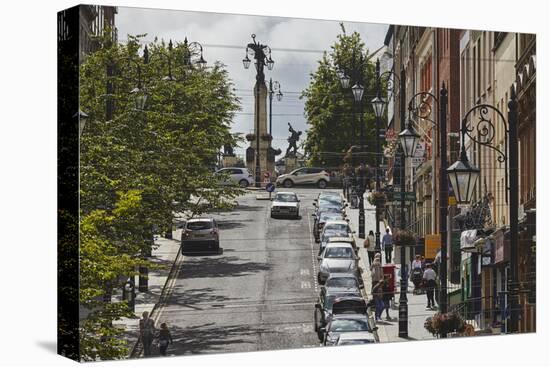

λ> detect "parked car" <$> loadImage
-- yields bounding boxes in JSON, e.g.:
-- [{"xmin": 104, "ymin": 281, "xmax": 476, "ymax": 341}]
[
  {"xmin": 181, "ymin": 218, "xmax": 220, "ymax": 254},
  {"xmin": 314, "ymin": 295, "xmax": 365, "ymax": 338},
  {"xmin": 275, "ymin": 167, "xmax": 330, "ymax": 189},
  {"xmin": 313, "ymin": 211, "xmax": 348, "ymax": 242},
  {"xmin": 317, "ymin": 242, "xmax": 360, "ymax": 284},
  {"xmin": 215, "ymin": 167, "xmax": 254, "ymax": 187},
  {"xmin": 318, "ymin": 220, "xmax": 355, "ymax": 254},
  {"xmin": 270, "ymin": 191, "xmax": 300, "ymax": 219},
  {"xmin": 321, "ymin": 316, "xmax": 374, "ymax": 346},
  {"xmin": 327, "ymin": 236, "xmax": 358, "ymax": 255},
  {"xmin": 322, "ymin": 273, "xmax": 363, "ymax": 293}
]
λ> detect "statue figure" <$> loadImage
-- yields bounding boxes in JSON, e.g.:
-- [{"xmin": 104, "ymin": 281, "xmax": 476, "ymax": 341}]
[
  {"xmin": 285, "ymin": 122, "xmax": 302, "ymax": 157},
  {"xmin": 223, "ymin": 143, "xmax": 234, "ymax": 156}
]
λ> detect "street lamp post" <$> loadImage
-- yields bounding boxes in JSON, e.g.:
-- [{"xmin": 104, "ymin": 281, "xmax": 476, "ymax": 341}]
[
  {"xmin": 447, "ymin": 87, "xmax": 519, "ymax": 332},
  {"xmin": 337, "ymin": 53, "xmax": 366, "ymax": 238},
  {"xmin": 268, "ymin": 78, "xmax": 283, "ymax": 137},
  {"xmin": 243, "ymin": 34, "xmax": 274, "ymax": 188},
  {"xmin": 406, "ymin": 83, "xmax": 449, "ymax": 335}
]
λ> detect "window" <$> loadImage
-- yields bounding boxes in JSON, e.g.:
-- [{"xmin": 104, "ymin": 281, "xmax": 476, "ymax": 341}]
[{"xmin": 186, "ymin": 221, "xmax": 213, "ymax": 230}]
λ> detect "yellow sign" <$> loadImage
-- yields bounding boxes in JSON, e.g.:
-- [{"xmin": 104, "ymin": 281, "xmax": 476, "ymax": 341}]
[{"xmin": 425, "ymin": 234, "xmax": 441, "ymax": 259}]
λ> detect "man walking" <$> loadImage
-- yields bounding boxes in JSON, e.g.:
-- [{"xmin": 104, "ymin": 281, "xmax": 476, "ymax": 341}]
[
  {"xmin": 139, "ymin": 311, "xmax": 156, "ymax": 356},
  {"xmin": 381, "ymin": 228, "xmax": 393, "ymax": 264},
  {"xmin": 423, "ymin": 263, "xmax": 437, "ymax": 310}
]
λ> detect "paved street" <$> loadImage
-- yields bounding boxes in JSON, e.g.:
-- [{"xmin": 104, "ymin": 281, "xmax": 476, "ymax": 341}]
[{"xmin": 155, "ymin": 188, "xmax": 322, "ymax": 356}]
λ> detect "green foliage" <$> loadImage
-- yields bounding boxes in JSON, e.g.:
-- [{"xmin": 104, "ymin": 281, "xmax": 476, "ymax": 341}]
[
  {"xmin": 301, "ymin": 30, "xmax": 378, "ymax": 169},
  {"xmin": 78, "ymin": 33, "xmax": 242, "ymax": 360}
]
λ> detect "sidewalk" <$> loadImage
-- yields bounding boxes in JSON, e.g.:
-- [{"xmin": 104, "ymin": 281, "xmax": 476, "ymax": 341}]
[
  {"xmin": 345, "ymin": 193, "xmax": 436, "ymax": 343},
  {"xmin": 112, "ymin": 229, "xmax": 183, "ymax": 357}
]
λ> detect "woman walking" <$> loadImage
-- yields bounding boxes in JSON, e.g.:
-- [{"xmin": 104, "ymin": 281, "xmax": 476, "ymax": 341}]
[
  {"xmin": 364, "ymin": 230, "xmax": 376, "ymax": 266},
  {"xmin": 370, "ymin": 253, "xmax": 383, "ymax": 284}
]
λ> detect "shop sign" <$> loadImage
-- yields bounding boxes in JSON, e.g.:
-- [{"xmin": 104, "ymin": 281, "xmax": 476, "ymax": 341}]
[
  {"xmin": 494, "ymin": 229, "xmax": 510, "ymax": 264},
  {"xmin": 425, "ymin": 234, "xmax": 440, "ymax": 259}
]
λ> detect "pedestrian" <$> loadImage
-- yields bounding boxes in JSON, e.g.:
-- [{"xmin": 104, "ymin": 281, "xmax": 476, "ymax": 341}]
[
  {"xmin": 370, "ymin": 253, "xmax": 383, "ymax": 284},
  {"xmin": 381, "ymin": 228, "xmax": 394, "ymax": 264},
  {"xmin": 364, "ymin": 230, "xmax": 376, "ymax": 265},
  {"xmin": 157, "ymin": 322, "xmax": 173, "ymax": 356},
  {"xmin": 371, "ymin": 279, "xmax": 385, "ymax": 321},
  {"xmin": 423, "ymin": 263, "xmax": 437, "ymax": 309},
  {"xmin": 382, "ymin": 276, "xmax": 392, "ymax": 321},
  {"xmin": 139, "ymin": 311, "xmax": 156, "ymax": 357}
]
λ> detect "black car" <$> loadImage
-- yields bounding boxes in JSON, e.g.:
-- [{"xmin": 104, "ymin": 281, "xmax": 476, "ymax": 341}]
[{"xmin": 314, "ymin": 294, "xmax": 366, "ymax": 340}]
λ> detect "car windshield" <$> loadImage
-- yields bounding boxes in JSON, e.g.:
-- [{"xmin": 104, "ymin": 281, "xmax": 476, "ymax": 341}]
[
  {"xmin": 319, "ymin": 198, "xmax": 342, "ymax": 207},
  {"xmin": 330, "ymin": 319, "xmax": 370, "ymax": 332},
  {"xmin": 274, "ymin": 193, "xmax": 298, "ymax": 202},
  {"xmin": 186, "ymin": 221, "xmax": 213, "ymax": 230},
  {"xmin": 325, "ymin": 247, "xmax": 354, "ymax": 259},
  {"xmin": 320, "ymin": 213, "xmax": 343, "ymax": 222},
  {"xmin": 322, "ymin": 230, "xmax": 349, "ymax": 242},
  {"xmin": 324, "ymin": 223, "xmax": 349, "ymax": 232},
  {"xmin": 326, "ymin": 277, "xmax": 358, "ymax": 289}
]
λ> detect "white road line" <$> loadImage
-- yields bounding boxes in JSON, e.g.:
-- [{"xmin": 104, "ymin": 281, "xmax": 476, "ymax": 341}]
[
  {"xmin": 300, "ymin": 268, "xmax": 310, "ymax": 276},
  {"xmin": 306, "ymin": 209, "xmax": 319, "ymax": 292},
  {"xmin": 301, "ymin": 281, "xmax": 311, "ymax": 289}
]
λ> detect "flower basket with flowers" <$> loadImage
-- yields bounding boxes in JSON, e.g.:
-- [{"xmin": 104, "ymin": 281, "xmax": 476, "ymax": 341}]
[
  {"xmin": 261, "ymin": 133, "xmax": 272, "ymax": 141},
  {"xmin": 245, "ymin": 133, "xmax": 255, "ymax": 142},
  {"xmin": 424, "ymin": 312, "xmax": 466, "ymax": 337},
  {"xmin": 394, "ymin": 229, "xmax": 416, "ymax": 247},
  {"xmin": 367, "ymin": 191, "xmax": 386, "ymax": 206}
]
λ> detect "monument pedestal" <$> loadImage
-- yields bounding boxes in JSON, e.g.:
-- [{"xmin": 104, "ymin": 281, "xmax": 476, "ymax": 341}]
[
  {"xmin": 222, "ymin": 155, "xmax": 237, "ymax": 168},
  {"xmin": 285, "ymin": 156, "xmax": 298, "ymax": 173}
]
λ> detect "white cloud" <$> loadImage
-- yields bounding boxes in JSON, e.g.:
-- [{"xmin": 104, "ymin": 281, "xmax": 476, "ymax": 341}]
[{"xmin": 116, "ymin": 6, "xmax": 389, "ymax": 156}]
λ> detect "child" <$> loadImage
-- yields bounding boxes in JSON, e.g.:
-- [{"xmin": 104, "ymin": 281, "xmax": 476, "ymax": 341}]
[{"xmin": 157, "ymin": 322, "xmax": 173, "ymax": 356}]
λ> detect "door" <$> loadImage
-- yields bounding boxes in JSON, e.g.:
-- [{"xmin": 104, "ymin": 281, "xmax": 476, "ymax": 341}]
[{"xmin": 292, "ymin": 168, "xmax": 308, "ymax": 184}]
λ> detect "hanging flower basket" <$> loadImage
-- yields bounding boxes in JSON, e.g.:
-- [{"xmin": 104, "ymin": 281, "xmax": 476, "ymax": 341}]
[
  {"xmin": 245, "ymin": 133, "xmax": 255, "ymax": 142},
  {"xmin": 424, "ymin": 312, "xmax": 466, "ymax": 337},
  {"xmin": 261, "ymin": 133, "xmax": 272, "ymax": 141},
  {"xmin": 394, "ymin": 229, "xmax": 416, "ymax": 247},
  {"xmin": 367, "ymin": 191, "xmax": 386, "ymax": 206}
]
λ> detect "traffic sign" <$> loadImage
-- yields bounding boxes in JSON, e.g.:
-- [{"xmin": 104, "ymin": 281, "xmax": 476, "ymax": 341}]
[{"xmin": 265, "ymin": 182, "xmax": 275, "ymax": 193}]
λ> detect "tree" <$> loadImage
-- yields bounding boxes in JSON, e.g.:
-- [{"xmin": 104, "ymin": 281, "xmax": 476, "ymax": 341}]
[
  {"xmin": 77, "ymin": 33, "xmax": 242, "ymax": 359},
  {"xmin": 302, "ymin": 25, "xmax": 378, "ymax": 169}
]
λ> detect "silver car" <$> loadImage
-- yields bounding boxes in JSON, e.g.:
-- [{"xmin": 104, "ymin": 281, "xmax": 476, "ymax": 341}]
[
  {"xmin": 318, "ymin": 220, "xmax": 354, "ymax": 254},
  {"xmin": 270, "ymin": 191, "xmax": 300, "ymax": 219},
  {"xmin": 181, "ymin": 218, "xmax": 220, "ymax": 254},
  {"xmin": 317, "ymin": 242, "xmax": 359, "ymax": 284},
  {"xmin": 336, "ymin": 331, "xmax": 377, "ymax": 345}
]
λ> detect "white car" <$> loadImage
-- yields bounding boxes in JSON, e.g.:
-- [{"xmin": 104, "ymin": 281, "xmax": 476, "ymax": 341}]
[
  {"xmin": 181, "ymin": 218, "xmax": 220, "ymax": 254},
  {"xmin": 215, "ymin": 167, "xmax": 254, "ymax": 187},
  {"xmin": 318, "ymin": 220, "xmax": 355, "ymax": 255},
  {"xmin": 275, "ymin": 167, "xmax": 330, "ymax": 189},
  {"xmin": 317, "ymin": 242, "xmax": 360, "ymax": 284},
  {"xmin": 270, "ymin": 191, "xmax": 300, "ymax": 219}
]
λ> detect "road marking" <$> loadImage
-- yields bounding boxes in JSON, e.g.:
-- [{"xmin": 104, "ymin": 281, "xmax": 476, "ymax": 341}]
[
  {"xmin": 301, "ymin": 281, "xmax": 311, "ymax": 289},
  {"xmin": 306, "ymin": 209, "xmax": 319, "ymax": 292},
  {"xmin": 300, "ymin": 269, "xmax": 310, "ymax": 276}
]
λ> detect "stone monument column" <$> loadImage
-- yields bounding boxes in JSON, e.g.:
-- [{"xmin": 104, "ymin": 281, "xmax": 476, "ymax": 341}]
[{"xmin": 246, "ymin": 81, "xmax": 276, "ymax": 181}]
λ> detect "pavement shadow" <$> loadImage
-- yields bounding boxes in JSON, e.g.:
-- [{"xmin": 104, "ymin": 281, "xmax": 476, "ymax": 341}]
[
  {"xmin": 216, "ymin": 219, "xmax": 255, "ymax": 230},
  {"xmin": 168, "ymin": 322, "xmax": 272, "ymax": 355},
  {"xmin": 176, "ymin": 256, "xmax": 271, "ymax": 279},
  {"xmin": 234, "ymin": 204, "xmax": 264, "ymax": 212},
  {"xmin": 167, "ymin": 287, "xmax": 241, "ymax": 308}
]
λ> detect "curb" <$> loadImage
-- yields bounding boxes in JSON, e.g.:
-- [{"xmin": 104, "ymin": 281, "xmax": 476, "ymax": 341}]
[{"xmin": 129, "ymin": 239, "xmax": 184, "ymax": 359}]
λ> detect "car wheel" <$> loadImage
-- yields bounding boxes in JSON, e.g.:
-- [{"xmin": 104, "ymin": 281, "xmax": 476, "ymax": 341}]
[
  {"xmin": 283, "ymin": 179, "xmax": 293, "ymax": 188},
  {"xmin": 239, "ymin": 179, "xmax": 249, "ymax": 188},
  {"xmin": 317, "ymin": 179, "xmax": 327, "ymax": 189}
]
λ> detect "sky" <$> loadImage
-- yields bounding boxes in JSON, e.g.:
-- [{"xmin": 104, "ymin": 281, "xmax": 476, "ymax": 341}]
[{"xmin": 116, "ymin": 6, "xmax": 389, "ymax": 157}]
